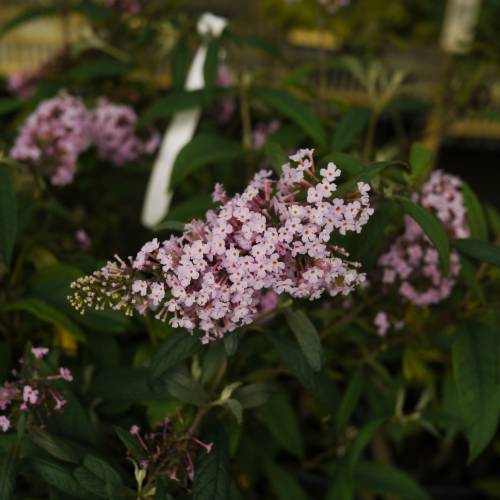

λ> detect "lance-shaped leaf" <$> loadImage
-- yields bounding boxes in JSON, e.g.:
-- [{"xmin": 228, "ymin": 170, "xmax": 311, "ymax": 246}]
[
  {"xmin": 193, "ymin": 426, "xmax": 230, "ymax": 500},
  {"xmin": 285, "ymin": 308, "xmax": 323, "ymax": 371},
  {"xmin": 267, "ymin": 462, "xmax": 309, "ymax": 500},
  {"xmin": 0, "ymin": 168, "xmax": 17, "ymax": 269},
  {"xmin": 354, "ymin": 461, "xmax": 431, "ymax": 500},
  {"xmin": 453, "ymin": 321, "xmax": 499, "ymax": 462},
  {"xmin": 396, "ymin": 196, "xmax": 450, "ymax": 273},
  {"xmin": 452, "ymin": 239, "xmax": 500, "ymax": 268},
  {"xmin": 462, "ymin": 183, "xmax": 487, "ymax": 241},
  {"xmin": 149, "ymin": 330, "xmax": 203, "ymax": 383},
  {"xmin": 332, "ymin": 107, "xmax": 370, "ymax": 152},
  {"xmin": 254, "ymin": 88, "xmax": 326, "ymax": 146},
  {"xmin": 171, "ymin": 134, "xmax": 243, "ymax": 188}
]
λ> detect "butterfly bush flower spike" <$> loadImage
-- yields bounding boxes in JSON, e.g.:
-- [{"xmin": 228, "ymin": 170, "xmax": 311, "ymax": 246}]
[
  {"xmin": 378, "ymin": 170, "xmax": 469, "ymax": 306},
  {"xmin": 69, "ymin": 149, "xmax": 374, "ymax": 343},
  {"xmin": 10, "ymin": 94, "xmax": 92, "ymax": 186}
]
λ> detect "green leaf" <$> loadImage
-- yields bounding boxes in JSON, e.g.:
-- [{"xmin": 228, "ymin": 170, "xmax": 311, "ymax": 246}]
[
  {"xmin": 462, "ymin": 183, "xmax": 487, "ymax": 240},
  {"xmin": 268, "ymin": 331, "xmax": 337, "ymax": 411},
  {"xmin": 138, "ymin": 90, "xmax": 205, "ymax": 127},
  {"xmin": 257, "ymin": 393, "xmax": 304, "ymax": 458},
  {"xmin": 409, "ymin": 142, "xmax": 432, "ymax": 180},
  {"xmin": 321, "ymin": 152, "xmax": 365, "ymax": 176},
  {"xmin": 204, "ymin": 38, "xmax": 221, "ymax": 99},
  {"xmin": 94, "ymin": 367, "xmax": 157, "ymax": 401},
  {"xmin": 114, "ymin": 427, "xmax": 144, "ymax": 458},
  {"xmin": 193, "ymin": 426, "xmax": 230, "ymax": 500},
  {"xmin": 396, "ymin": 196, "xmax": 450, "ymax": 273},
  {"xmin": 222, "ymin": 399, "xmax": 243, "ymax": 424},
  {"xmin": 346, "ymin": 419, "xmax": 384, "ymax": 472},
  {"xmin": 0, "ymin": 98, "xmax": 22, "ymax": 116},
  {"xmin": 452, "ymin": 239, "xmax": 500, "ymax": 267},
  {"xmin": 326, "ymin": 463, "xmax": 353, "ymax": 500},
  {"xmin": 335, "ymin": 370, "xmax": 364, "ymax": 435},
  {"xmin": 354, "ymin": 461, "xmax": 431, "ymax": 500},
  {"xmin": 267, "ymin": 462, "xmax": 309, "ymax": 500},
  {"xmin": 231, "ymin": 34, "xmax": 283, "ymax": 59},
  {"xmin": 155, "ymin": 479, "xmax": 174, "ymax": 500},
  {"xmin": 0, "ymin": 446, "xmax": 16, "ymax": 500},
  {"xmin": 68, "ymin": 57, "xmax": 133, "ymax": 81},
  {"xmin": 0, "ymin": 168, "xmax": 17, "ymax": 269},
  {"xmin": 351, "ymin": 200, "xmax": 400, "ymax": 271},
  {"xmin": 162, "ymin": 371, "xmax": 208, "ymax": 406},
  {"xmin": 233, "ymin": 383, "xmax": 276, "ymax": 409},
  {"xmin": 285, "ymin": 308, "xmax": 323, "ymax": 371},
  {"xmin": 31, "ymin": 458, "xmax": 86, "ymax": 499},
  {"xmin": 30, "ymin": 429, "xmax": 84, "ymax": 464},
  {"xmin": 149, "ymin": 330, "xmax": 202, "ymax": 383},
  {"xmin": 254, "ymin": 88, "xmax": 326, "ymax": 146},
  {"xmin": 332, "ymin": 108, "xmax": 370, "ymax": 152},
  {"xmin": 153, "ymin": 220, "xmax": 185, "ymax": 232},
  {"xmin": 263, "ymin": 142, "xmax": 288, "ymax": 175},
  {"xmin": 336, "ymin": 160, "xmax": 406, "ymax": 197},
  {"xmin": 171, "ymin": 134, "xmax": 243, "ymax": 188},
  {"xmin": 1, "ymin": 298, "xmax": 85, "ymax": 343},
  {"xmin": 223, "ymin": 332, "xmax": 239, "ymax": 357},
  {"xmin": 453, "ymin": 321, "xmax": 499, "ymax": 462},
  {"xmin": 74, "ymin": 454, "xmax": 122, "ymax": 499}
]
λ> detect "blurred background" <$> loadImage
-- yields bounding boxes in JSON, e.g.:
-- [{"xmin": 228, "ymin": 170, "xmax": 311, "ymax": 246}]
[{"xmin": 1, "ymin": 0, "xmax": 499, "ymax": 204}]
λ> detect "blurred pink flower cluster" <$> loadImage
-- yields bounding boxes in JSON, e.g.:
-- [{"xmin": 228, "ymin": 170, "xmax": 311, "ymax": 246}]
[
  {"xmin": 91, "ymin": 98, "xmax": 160, "ymax": 167},
  {"xmin": 378, "ymin": 170, "xmax": 469, "ymax": 306},
  {"xmin": 70, "ymin": 149, "xmax": 373, "ymax": 343},
  {"xmin": 10, "ymin": 94, "xmax": 159, "ymax": 185},
  {"xmin": 0, "ymin": 347, "xmax": 73, "ymax": 433},
  {"xmin": 10, "ymin": 95, "xmax": 92, "ymax": 186},
  {"xmin": 127, "ymin": 418, "xmax": 212, "ymax": 489}
]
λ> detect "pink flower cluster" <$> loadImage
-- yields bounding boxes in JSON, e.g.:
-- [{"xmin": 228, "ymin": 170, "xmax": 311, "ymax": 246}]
[
  {"xmin": 378, "ymin": 170, "xmax": 469, "ymax": 306},
  {"xmin": 127, "ymin": 418, "xmax": 212, "ymax": 490},
  {"xmin": 104, "ymin": 0, "xmax": 141, "ymax": 14},
  {"xmin": 91, "ymin": 98, "xmax": 160, "ymax": 167},
  {"xmin": 69, "ymin": 149, "xmax": 373, "ymax": 343},
  {"xmin": 10, "ymin": 94, "xmax": 159, "ymax": 185},
  {"xmin": 10, "ymin": 94, "xmax": 92, "ymax": 185},
  {"xmin": 0, "ymin": 347, "xmax": 73, "ymax": 433}
]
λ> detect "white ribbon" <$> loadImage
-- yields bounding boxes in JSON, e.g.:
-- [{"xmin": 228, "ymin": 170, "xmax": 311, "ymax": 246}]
[{"xmin": 141, "ymin": 13, "xmax": 227, "ymax": 228}]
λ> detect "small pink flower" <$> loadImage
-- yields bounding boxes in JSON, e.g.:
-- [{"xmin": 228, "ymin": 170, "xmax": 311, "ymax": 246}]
[
  {"xmin": 130, "ymin": 425, "xmax": 140, "ymax": 436},
  {"xmin": 59, "ymin": 368, "xmax": 73, "ymax": 382},
  {"xmin": 31, "ymin": 347, "xmax": 49, "ymax": 359},
  {"xmin": 374, "ymin": 311, "xmax": 390, "ymax": 336},
  {"xmin": 23, "ymin": 385, "xmax": 39, "ymax": 404},
  {"xmin": 75, "ymin": 229, "xmax": 92, "ymax": 251},
  {"xmin": 0, "ymin": 415, "xmax": 10, "ymax": 432}
]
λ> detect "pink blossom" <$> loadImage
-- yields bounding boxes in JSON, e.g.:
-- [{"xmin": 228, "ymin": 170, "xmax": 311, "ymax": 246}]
[
  {"xmin": 0, "ymin": 415, "xmax": 10, "ymax": 432},
  {"xmin": 70, "ymin": 149, "xmax": 374, "ymax": 343},
  {"xmin": 59, "ymin": 368, "xmax": 73, "ymax": 382},
  {"xmin": 378, "ymin": 170, "xmax": 469, "ymax": 306},
  {"xmin": 75, "ymin": 229, "xmax": 92, "ymax": 250},
  {"xmin": 130, "ymin": 425, "xmax": 140, "ymax": 435},
  {"xmin": 10, "ymin": 94, "xmax": 92, "ymax": 186},
  {"xmin": 91, "ymin": 98, "xmax": 159, "ymax": 166},
  {"xmin": 31, "ymin": 347, "xmax": 49, "ymax": 359},
  {"xmin": 23, "ymin": 385, "xmax": 39, "ymax": 404},
  {"xmin": 374, "ymin": 311, "xmax": 390, "ymax": 336}
]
